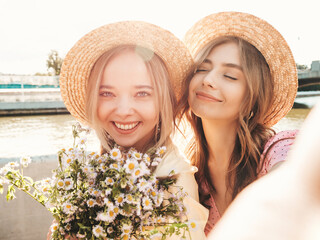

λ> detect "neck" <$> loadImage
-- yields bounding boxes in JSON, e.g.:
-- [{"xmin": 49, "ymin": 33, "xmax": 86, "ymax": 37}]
[{"xmin": 202, "ymin": 118, "xmax": 238, "ymax": 172}]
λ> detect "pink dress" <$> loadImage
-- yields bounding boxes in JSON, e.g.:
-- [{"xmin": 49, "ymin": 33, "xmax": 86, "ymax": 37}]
[{"xmin": 198, "ymin": 130, "xmax": 298, "ymax": 236}]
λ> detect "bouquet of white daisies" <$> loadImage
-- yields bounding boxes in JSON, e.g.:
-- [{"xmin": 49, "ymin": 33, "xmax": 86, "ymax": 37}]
[{"xmin": 0, "ymin": 123, "xmax": 190, "ymax": 240}]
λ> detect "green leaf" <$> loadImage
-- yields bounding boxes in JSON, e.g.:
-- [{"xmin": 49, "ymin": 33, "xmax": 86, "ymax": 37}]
[{"xmin": 77, "ymin": 223, "xmax": 91, "ymax": 230}]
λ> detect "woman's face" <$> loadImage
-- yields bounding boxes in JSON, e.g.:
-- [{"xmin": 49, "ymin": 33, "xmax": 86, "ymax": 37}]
[
  {"xmin": 97, "ymin": 49, "xmax": 158, "ymax": 150},
  {"xmin": 188, "ymin": 42, "xmax": 247, "ymax": 122}
]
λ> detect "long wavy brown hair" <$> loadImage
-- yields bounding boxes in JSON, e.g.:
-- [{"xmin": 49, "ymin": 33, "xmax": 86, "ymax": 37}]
[{"xmin": 177, "ymin": 36, "xmax": 277, "ymax": 201}]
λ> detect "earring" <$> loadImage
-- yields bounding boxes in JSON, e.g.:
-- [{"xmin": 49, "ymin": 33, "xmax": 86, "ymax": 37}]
[{"xmin": 248, "ymin": 111, "xmax": 254, "ymax": 119}]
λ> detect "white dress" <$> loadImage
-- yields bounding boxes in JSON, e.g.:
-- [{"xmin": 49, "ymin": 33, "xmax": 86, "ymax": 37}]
[{"xmin": 154, "ymin": 144, "xmax": 209, "ymax": 240}]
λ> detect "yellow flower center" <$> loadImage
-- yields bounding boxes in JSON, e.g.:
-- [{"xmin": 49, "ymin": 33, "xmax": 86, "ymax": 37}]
[
  {"xmin": 151, "ymin": 191, "xmax": 156, "ymax": 197},
  {"xmin": 66, "ymin": 158, "xmax": 72, "ymax": 164},
  {"xmin": 109, "ymin": 211, "xmax": 114, "ymax": 217},
  {"xmin": 65, "ymin": 181, "xmax": 71, "ymax": 186},
  {"xmin": 66, "ymin": 205, "xmax": 71, "ymax": 209},
  {"xmin": 112, "ymin": 151, "xmax": 118, "ymax": 157},
  {"xmin": 58, "ymin": 181, "xmax": 64, "ymax": 187},
  {"xmin": 128, "ymin": 163, "xmax": 135, "ymax": 170},
  {"xmin": 135, "ymin": 170, "xmax": 140, "ymax": 176},
  {"xmin": 134, "ymin": 153, "xmax": 141, "ymax": 158},
  {"xmin": 191, "ymin": 222, "xmax": 196, "ymax": 228},
  {"xmin": 113, "ymin": 164, "xmax": 118, "ymax": 168},
  {"xmin": 53, "ymin": 225, "xmax": 58, "ymax": 231},
  {"xmin": 108, "ymin": 178, "xmax": 113, "ymax": 183},
  {"xmin": 117, "ymin": 197, "xmax": 123, "ymax": 203},
  {"xmin": 145, "ymin": 199, "xmax": 150, "ymax": 206},
  {"xmin": 114, "ymin": 207, "xmax": 119, "ymax": 213},
  {"xmin": 96, "ymin": 227, "xmax": 101, "ymax": 233},
  {"xmin": 123, "ymin": 235, "xmax": 129, "ymax": 240}
]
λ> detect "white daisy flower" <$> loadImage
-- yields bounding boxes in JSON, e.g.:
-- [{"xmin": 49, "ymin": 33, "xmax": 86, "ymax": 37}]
[
  {"xmin": 187, "ymin": 219, "xmax": 199, "ymax": 232},
  {"xmin": 87, "ymin": 198, "xmax": 97, "ymax": 208},
  {"xmin": 41, "ymin": 184, "xmax": 50, "ymax": 193},
  {"xmin": 20, "ymin": 156, "xmax": 31, "ymax": 167},
  {"xmin": 121, "ymin": 233, "xmax": 130, "ymax": 240},
  {"xmin": 109, "ymin": 162, "xmax": 120, "ymax": 170},
  {"xmin": 131, "ymin": 151, "xmax": 142, "ymax": 160},
  {"xmin": 115, "ymin": 193, "xmax": 125, "ymax": 206},
  {"xmin": 151, "ymin": 161, "xmax": 159, "ymax": 167},
  {"xmin": 92, "ymin": 189, "xmax": 101, "ymax": 197},
  {"xmin": 6, "ymin": 161, "xmax": 19, "ymax": 169},
  {"xmin": 82, "ymin": 165, "xmax": 94, "ymax": 174},
  {"xmin": 56, "ymin": 179, "xmax": 65, "ymax": 189},
  {"xmin": 100, "ymin": 163, "xmax": 107, "ymax": 172},
  {"xmin": 142, "ymin": 196, "xmax": 153, "ymax": 210},
  {"xmin": 64, "ymin": 178, "xmax": 73, "ymax": 190},
  {"xmin": 92, "ymin": 225, "xmax": 106, "ymax": 238},
  {"xmin": 132, "ymin": 168, "xmax": 143, "ymax": 179},
  {"xmin": 104, "ymin": 188, "xmax": 112, "ymax": 196},
  {"xmin": 110, "ymin": 148, "xmax": 121, "ymax": 160},
  {"xmin": 105, "ymin": 177, "xmax": 114, "ymax": 186},
  {"xmin": 122, "ymin": 224, "xmax": 133, "ymax": 235},
  {"xmin": 63, "ymin": 202, "xmax": 75, "ymax": 214},
  {"xmin": 123, "ymin": 159, "xmax": 138, "ymax": 173},
  {"xmin": 105, "ymin": 207, "xmax": 117, "ymax": 221},
  {"xmin": 96, "ymin": 211, "xmax": 109, "ymax": 222},
  {"xmin": 142, "ymin": 153, "xmax": 151, "ymax": 166},
  {"xmin": 156, "ymin": 146, "xmax": 166, "ymax": 156},
  {"xmin": 50, "ymin": 222, "xmax": 59, "ymax": 232},
  {"xmin": 65, "ymin": 223, "xmax": 71, "ymax": 231},
  {"xmin": 125, "ymin": 194, "xmax": 134, "ymax": 204},
  {"xmin": 78, "ymin": 136, "xmax": 87, "ymax": 146}
]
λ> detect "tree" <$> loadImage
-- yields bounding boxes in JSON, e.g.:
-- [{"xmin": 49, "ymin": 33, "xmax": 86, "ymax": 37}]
[
  {"xmin": 296, "ymin": 63, "xmax": 308, "ymax": 71},
  {"xmin": 47, "ymin": 50, "xmax": 63, "ymax": 76}
]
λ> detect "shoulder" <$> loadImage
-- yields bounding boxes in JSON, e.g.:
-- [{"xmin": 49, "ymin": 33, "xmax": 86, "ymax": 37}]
[
  {"xmin": 154, "ymin": 144, "xmax": 198, "ymax": 177},
  {"xmin": 259, "ymin": 130, "xmax": 298, "ymax": 176}
]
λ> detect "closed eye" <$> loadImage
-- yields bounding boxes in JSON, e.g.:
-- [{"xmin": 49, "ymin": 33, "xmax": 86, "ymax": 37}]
[{"xmin": 224, "ymin": 75, "xmax": 237, "ymax": 80}]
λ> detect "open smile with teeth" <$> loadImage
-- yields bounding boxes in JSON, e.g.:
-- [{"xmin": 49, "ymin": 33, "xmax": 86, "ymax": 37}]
[{"xmin": 114, "ymin": 122, "xmax": 139, "ymax": 130}]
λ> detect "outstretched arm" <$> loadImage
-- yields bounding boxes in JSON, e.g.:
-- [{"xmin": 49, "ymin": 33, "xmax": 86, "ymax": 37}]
[{"xmin": 208, "ymin": 102, "xmax": 320, "ymax": 240}]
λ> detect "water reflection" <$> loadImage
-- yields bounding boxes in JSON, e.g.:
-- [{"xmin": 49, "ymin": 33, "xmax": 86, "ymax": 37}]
[{"xmin": 0, "ymin": 108, "xmax": 311, "ymax": 158}]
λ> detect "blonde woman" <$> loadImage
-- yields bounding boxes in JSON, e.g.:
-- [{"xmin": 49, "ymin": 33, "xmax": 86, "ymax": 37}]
[
  {"xmin": 48, "ymin": 21, "xmax": 208, "ymax": 239},
  {"xmin": 177, "ymin": 12, "xmax": 298, "ymax": 235}
]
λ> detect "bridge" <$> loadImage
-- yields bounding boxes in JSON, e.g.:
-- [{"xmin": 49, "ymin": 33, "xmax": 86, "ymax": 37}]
[{"xmin": 298, "ymin": 61, "xmax": 320, "ymax": 88}]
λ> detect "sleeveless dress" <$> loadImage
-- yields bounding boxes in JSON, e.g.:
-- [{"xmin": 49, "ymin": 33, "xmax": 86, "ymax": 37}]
[{"xmin": 197, "ymin": 130, "xmax": 298, "ymax": 236}]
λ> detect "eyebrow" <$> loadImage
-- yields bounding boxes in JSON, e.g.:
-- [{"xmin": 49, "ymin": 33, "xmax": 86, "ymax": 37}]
[
  {"xmin": 99, "ymin": 85, "xmax": 154, "ymax": 90},
  {"xmin": 201, "ymin": 59, "xmax": 243, "ymax": 70}
]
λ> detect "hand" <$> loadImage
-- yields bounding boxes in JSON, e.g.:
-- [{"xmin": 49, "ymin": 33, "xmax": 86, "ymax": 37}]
[{"xmin": 208, "ymin": 101, "xmax": 320, "ymax": 240}]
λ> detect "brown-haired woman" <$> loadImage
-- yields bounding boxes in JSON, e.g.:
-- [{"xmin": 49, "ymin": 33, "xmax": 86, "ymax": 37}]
[{"xmin": 177, "ymin": 12, "xmax": 298, "ymax": 235}]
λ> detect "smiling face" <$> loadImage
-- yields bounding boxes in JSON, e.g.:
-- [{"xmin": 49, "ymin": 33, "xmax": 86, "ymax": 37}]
[
  {"xmin": 188, "ymin": 41, "xmax": 247, "ymax": 123},
  {"xmin": 97, "ymin": 49, "xmax": 158, "ymax": 151}
]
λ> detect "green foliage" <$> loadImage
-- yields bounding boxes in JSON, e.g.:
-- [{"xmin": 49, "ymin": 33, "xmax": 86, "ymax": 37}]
[{"xmin": 47, "ymin": 50, "xmax": 63, "ymax": 76}]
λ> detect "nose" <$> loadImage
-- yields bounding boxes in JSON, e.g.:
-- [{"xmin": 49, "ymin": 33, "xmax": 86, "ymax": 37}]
[
  {"xmin": 115, "ymin": 96, "xmax": 134, "ymax": 117},
  {"xmin": 202, "ymin": 70, "xmax": 217, "ymax": 89}
]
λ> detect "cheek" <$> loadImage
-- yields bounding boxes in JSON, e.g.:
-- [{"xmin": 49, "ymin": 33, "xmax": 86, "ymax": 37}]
[{"xmin": 97, "ymin": 101, "xmax": 112, "ymax": 122}]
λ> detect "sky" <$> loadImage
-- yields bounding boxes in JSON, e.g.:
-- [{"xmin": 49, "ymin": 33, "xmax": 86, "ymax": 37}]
[{"xmin": 0, "ymin": 0, "xmax": 319, "ymax": 75}]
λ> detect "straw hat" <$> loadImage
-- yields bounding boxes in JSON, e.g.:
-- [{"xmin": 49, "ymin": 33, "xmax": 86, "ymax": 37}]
[
  {"xmin": 184, "ymin": 12, "xmax": 298, "ymax": 126},
  {"xmin": 60, "ymin": 21, "xmax": 193, "ymax": 125}
]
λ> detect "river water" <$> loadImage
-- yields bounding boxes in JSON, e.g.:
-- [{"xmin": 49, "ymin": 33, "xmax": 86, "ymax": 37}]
[{"xmin": 0, "ymin": 106, "xmax": 314, "ymax": 160}]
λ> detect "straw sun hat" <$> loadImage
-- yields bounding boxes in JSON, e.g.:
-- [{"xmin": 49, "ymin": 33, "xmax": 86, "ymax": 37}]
[
  {"xmin": 184, "ymin": 12, "xmax": 298, "ymax": 126},
  {"xmin": 60, "ymin": 21, "xmax": 193, "ymax": 125}
]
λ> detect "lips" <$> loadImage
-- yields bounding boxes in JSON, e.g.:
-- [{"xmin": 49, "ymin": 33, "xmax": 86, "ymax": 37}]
[{"xmin": 195, "ymin": 91, "xmax": 222, "ymax": 102}]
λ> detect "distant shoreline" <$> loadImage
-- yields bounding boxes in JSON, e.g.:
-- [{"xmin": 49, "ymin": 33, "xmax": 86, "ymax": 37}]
[{"xmin": 0, "ymin": 154, "xmax": 57, "ymax": 165}]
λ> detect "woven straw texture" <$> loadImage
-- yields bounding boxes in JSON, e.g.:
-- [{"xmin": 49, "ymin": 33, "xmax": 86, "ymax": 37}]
[
  {"xmin": 60, "ymin": 21, "xmax": 193, "ymax": 125},
  {"xmin": 184, "ymin": 12, "xmax": 298, "ymax": 126}
]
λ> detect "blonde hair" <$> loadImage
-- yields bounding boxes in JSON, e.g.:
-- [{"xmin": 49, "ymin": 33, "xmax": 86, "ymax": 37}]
[
  {"xmin": 177, "ymin": 37, "xmax": 277, "ymax": 200},
  {"xmin": 86, "ymin": 45, "xmax": 176, "ymax": 153}
]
